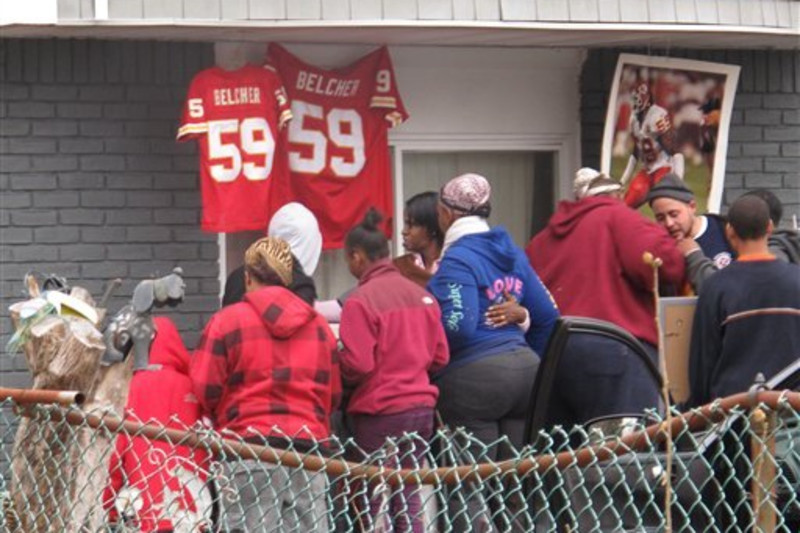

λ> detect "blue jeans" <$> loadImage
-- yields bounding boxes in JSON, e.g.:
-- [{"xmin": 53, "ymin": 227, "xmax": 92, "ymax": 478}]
[{"xmin": 222, "ymin": 459, "xmax": 329, "ymax": 532}]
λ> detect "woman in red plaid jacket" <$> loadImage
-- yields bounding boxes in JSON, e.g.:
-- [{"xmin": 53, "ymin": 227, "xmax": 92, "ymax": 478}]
[{"xmin": 191, "ymin": 236, "xmax": 341, "ymax": 533}]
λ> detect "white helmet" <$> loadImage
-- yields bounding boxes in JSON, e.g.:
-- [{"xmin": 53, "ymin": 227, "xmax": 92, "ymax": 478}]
[{"xmin": 632, "ymin": 82, "xmax": 651, "ymax": 113}]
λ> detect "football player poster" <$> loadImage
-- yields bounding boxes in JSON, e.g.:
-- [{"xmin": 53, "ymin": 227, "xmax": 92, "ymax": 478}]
[{"xmin": 601, "ymin": 53, "xmax": 740, "ymax": 214}]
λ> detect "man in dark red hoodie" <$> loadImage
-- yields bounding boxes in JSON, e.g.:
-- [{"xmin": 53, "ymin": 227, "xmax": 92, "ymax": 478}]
[
  {"xmin": 191, "ymin": 237, "xmax": 341, "ymax": 533},
  {"xmin": 104, "ymin": 316, "xmax": 212, "ymax": 532},
  {"xmin": 526, "ymin": 180, "xmax": 685, "ymax": 426}
]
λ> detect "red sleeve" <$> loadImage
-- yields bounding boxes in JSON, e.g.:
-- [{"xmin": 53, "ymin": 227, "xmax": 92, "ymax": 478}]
[
  {"xmin": 612, "ymin": 208, "xmax": 686, "ymax": 289},
  {"xmin": 338, "ymin": 298, "xmax": 379, "ymax": 384},
  {"xmin": 190, "ymin": 315, "xmax": 229, "ymax": 421},
  {"xmin": 176, "ymin": 72, "xmax": 209, "ymax": 141},
  {"xmin": 329, "ymin": 335, "xmax": 343, "ymax": 413},
  {"xmin": 369, "ymin": 46, "xmax": 408, "ymax": 127}
]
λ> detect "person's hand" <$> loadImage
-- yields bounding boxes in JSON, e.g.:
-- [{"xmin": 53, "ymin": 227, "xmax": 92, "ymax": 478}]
[
  {"xmin": 676, "ymin": 237, "xmax": 701, "ymax": 257},
  {"xmin": 485, "ymin": 290, "xmax": 527, "ymax": 328}
]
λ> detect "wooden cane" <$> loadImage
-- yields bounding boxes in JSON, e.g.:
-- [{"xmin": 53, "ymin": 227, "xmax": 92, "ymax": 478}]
[{"xmin": 643, "ymin": 251, "xmax": 673, "ymax": 533}]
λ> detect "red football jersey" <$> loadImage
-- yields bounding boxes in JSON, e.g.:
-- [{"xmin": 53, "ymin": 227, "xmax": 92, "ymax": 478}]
[
  {"xmin": 177, "ymin": 65, "xmax": 292, "ymax": 233},
  {"xmin": 267, "ymin": 43, "xmax": 408, "ymax": 249}
]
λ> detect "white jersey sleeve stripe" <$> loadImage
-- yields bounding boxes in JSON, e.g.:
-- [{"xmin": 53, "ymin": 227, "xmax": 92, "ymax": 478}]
[
  {"xmin": 176, "ymin": 122, "xmax": 208, "ymax": 140},
  {"xmin": 370, "ymin": 96, "xmax": 398, "ymax": 109},
  {"xmin": 278, "ymin": 109, "xmax": 293, "ymax": 129}
]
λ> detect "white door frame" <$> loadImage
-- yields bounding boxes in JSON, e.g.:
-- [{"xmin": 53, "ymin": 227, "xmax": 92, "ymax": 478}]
[{"xmin": 389, "ymin": 131, "xmax": 578, "ymax": 255}]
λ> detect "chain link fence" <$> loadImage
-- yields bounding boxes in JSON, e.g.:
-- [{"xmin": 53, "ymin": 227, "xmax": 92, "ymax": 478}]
[{"xmin": 1, "ymin": 392, "xmax": 799, "ymax": 532}]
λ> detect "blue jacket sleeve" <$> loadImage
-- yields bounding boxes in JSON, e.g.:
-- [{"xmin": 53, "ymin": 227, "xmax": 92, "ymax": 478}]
[
  {"xmin": 520, "ymin": 257, "xmax": 560, "ymax": 356},
  {"xmin": 428, "ymin": 256, "xmax": 480, "ymax": 348}
]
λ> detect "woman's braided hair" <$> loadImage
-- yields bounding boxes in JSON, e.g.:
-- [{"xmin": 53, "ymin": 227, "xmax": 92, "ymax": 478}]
[{"xmin": 244, "ymin": 236, "xmax": 294, "ymax": 287}]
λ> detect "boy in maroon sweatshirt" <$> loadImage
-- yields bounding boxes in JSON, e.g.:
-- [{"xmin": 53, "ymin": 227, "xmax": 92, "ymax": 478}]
[
  {"xmin": 526, "ymin": 190, "xmax": 685, "ymax": 426},
  {"xmin": 339, "ymin": 209, "xmax": 449, "ymax": 533}
]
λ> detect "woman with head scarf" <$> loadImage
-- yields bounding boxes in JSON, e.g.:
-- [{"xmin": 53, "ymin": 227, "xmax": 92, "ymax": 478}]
[
  {"xmin": 427, "ymin": 173, "xmax": 560, "ymax": 456},
  {"xmin": 192, "ymin": 236, "xmax": 341, "ymax": 532},
  {"xmin": 222, "ymin": 202, "xmax": 322, "ymax": 307}
]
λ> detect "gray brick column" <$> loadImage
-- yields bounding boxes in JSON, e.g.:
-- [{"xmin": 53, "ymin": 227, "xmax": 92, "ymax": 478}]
[{"xmin": 1, "ymin": 39, "xmax": 217, "ymax": 389}]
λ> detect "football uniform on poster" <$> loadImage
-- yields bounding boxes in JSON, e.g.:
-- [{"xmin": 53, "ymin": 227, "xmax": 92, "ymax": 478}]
[
  {"xmin": 631, "ymin": 104, "xmax": 673, "ymax": 175},
  {"xmin": 267, "ymin": 43, "xmax": 408, "ymax": 249},
  {"xmin": 177, "ymin": 65, "xmax": 292, "ymax": 233},
  {"xmin": 623, "ymin": 104, "xmax": 675, "ymax": 207}
]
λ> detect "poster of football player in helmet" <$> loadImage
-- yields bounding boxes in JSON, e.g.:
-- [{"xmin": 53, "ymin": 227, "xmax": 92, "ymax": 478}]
[{"xmin": 602, "ymin": 54, "xmax": 740, "ymax": 213}]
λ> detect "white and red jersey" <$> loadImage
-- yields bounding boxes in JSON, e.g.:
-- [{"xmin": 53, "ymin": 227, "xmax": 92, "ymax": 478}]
[
  {"xmin": 630, "ymin": 104, "xmax": 673, "ymax": 174},
  {"xmin": 267, "ymin": 43, "xmax": 408, "ymax": 249},
  {"xmin": 177, "ymin": 65, "xmax": 292, "ymax": 233}
]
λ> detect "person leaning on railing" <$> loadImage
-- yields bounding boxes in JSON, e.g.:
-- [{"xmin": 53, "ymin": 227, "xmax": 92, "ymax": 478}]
[{"xmin": 190, "ymin": 236, "xmax": 341, "ymax": 533}]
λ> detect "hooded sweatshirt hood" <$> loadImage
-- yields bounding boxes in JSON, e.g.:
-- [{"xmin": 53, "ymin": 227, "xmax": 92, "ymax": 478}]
[
  {"xmin": 428, "ymin": 225, "xmax": 560, "ymax": 369},
  {"xmin": 244, "ymin": 285, "xmax": 317, "ymax": 339},
  {"xmin": 546, "ymin": 196, "xmax": 619, "ymax": 239},
  {"xmin": 268, "ymin": 202, "xmax": 322, "ymax": 276},
  {"xmin": 770, "ymin": 229, "xmax": 800, "ymax": 263},
  {"xmin": 149, "ymin": 317, "xmax": 190, "ymax": 375},
  {"xmin": 449, "ymin": 226, "xmax": 518, "ymax": 276}
]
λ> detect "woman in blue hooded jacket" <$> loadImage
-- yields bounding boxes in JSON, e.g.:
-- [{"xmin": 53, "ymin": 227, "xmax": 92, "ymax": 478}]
[{"xmin": 428, "ymin": 173, "xmax": 559, "ymax": 456}]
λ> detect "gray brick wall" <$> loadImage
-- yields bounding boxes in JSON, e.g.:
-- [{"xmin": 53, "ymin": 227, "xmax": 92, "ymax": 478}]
[
  {"xmin": 0, "ymin": 39, "xmax": 216, "ymax": 389},
  {"xmin": 581, "ymin": 49, "xmax": 800, "ymax": 225}
]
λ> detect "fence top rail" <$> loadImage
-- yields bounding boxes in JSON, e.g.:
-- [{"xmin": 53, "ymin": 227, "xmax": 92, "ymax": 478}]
[
  {"xmin": 0, "ymin": 387, "xmax": 84, "ymax": 406},
  {"xmin": 11, "ymin": 388, "xmax": 800, "ymax": 487}
]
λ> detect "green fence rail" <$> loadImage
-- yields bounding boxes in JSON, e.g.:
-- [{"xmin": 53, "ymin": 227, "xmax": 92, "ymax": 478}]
[{"xmin": 1, "ymin": 392, "xmax": 799, "ymax": 532}]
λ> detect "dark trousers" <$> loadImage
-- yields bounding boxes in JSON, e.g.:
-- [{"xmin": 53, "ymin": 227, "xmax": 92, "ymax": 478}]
[
  {"xmin": 350, "ymin": 407, "xmax": 434, "ymax": 533},
  {"xmin": 547, "ymin": 334, "xmax": 661, "ymax": 429},
  {"xmin": 435, "ymin": 348, "xmax": 540, "ymax": 460},
  {"xmin": 434, "ymin": 348, "xmax": 539, "ymax": 532}
]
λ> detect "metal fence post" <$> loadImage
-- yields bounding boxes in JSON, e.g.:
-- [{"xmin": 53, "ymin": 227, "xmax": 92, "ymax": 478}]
[{"xmin": 750, "ymin": 407, "xmax": 777, "ymax": 532}]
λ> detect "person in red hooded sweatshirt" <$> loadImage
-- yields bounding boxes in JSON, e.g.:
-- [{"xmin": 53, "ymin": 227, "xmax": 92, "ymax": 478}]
[
  {"xmin": 104, "ymin": 316, "xmax": 213, "ymax": 532},
  {"xmin": 525, "ymin": 171, "xmax": 685, "ymax": 427},
  {"xmin": 191, "ymin": 236, "xmax": 341, "ymax": 533}
]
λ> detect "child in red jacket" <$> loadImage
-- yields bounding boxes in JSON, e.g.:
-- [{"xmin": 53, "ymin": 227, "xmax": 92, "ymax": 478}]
[
  {"xmin": 104, "ymin": 317, "xmax": 212, "ymax": 532},
  {"xmin": 339, "ymin": 209, "xmax": 449, "ymax": 533}
]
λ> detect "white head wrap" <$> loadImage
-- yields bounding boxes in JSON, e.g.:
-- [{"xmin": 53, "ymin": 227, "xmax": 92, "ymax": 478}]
[
  {"xmin": 268, "ymin": 203, "xmax": 323, "ymax": 276},
  {"xmin": 585, "ymin": 176, "xmax": 622, "ymax": 198},
  {"xmin": 573, "ymin": 167, "xmax": 601, "ymax": 200}
]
